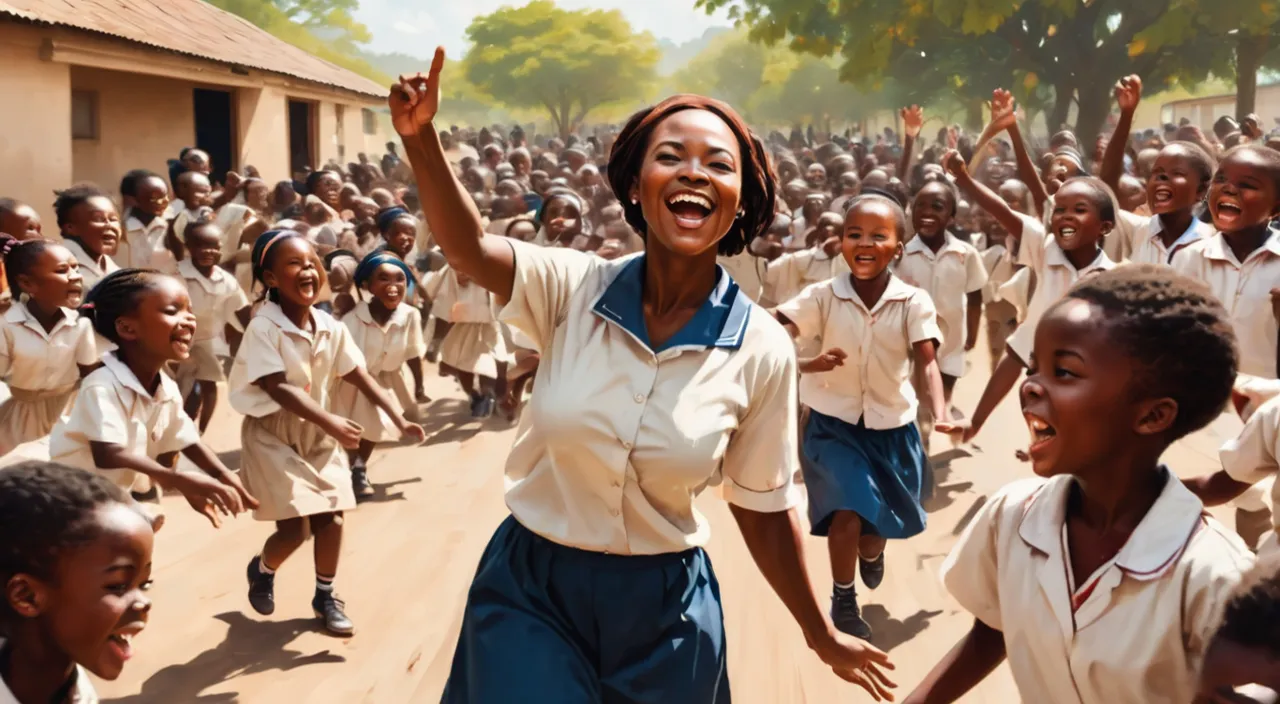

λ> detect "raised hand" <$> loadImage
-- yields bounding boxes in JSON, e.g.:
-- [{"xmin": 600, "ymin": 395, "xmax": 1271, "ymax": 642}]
[
  {"xmin": 388, "ymin": 47, "xmax": 445, "ymax": 138},
  {"xmin": 941, "ymin": 149, "xmax": 967, "ymax": 178},
  {"xmin": 1114, "ymin": 75, "xmax": 1143, "ymax": 112},
  {"xmin": 990, "ymin": 88, "xmax": 1015, "ymax": 122},
  {"xmin": 900, "ymin": 105, "xmax": 924, "ymax": 139}
]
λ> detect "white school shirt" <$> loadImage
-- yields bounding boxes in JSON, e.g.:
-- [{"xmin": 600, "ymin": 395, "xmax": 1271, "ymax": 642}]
[
  {"xmin": 894, "ymin": 233, "xmax": 987, "ymax": 377},
  {"xmin": 717, "ymin": 251, "xmax": 768, "ymax": 303},
  {"xmin": 0, "ymin": 303, "xmax": 97, "ymax": 390},
  {"xmin": 120, "ymin": 211, "xmax": 169, "ymax": 270},
  {"xmin": 1222, "ymin": 392, "xmax": 1280, "ymax": 552},
  {"xmin": 775, "ymin": 274, "xmax": 941, "ymax": 429},
  {"xmin": 228, "ymin": 302, "xmax": 365, "ymax": 418},
  {"xmin": 941, "ymin": 472, "xmax": 1254, "ymax": 704},
  {"xmin": 429, "ymin": 266, "xmax": 497, "ymax": 325},
  {"xmin": 59, "ymin": 238, "xmax": 119, "ymax": 291},
  {"xmin": 1113, "ymin": 210, "xmax": 1214, "ymax": 265},
  {"xmin": 498, "ymin": 238, "xmax": 801, "ymax": 555},
  {"xmin": 49, "ymin": 352, "xmax": 201, "ymax": 490},
  {"xmin": 0, "ymin": 639, "xmax": 99, "ymax": 704},
  {"xmin": 343, "ymin": 301, "xmax": 426, "ymax": 374},
  {"xmin": 764, "ymin": 247, "xmax": 849, "ymax": 305},
  {"xmin": 1172, "ymin": 229, "xmax": 1280, "ymax": 379},
  {"xmin": 981, "ymin": 245, "xmax": 1016, "ymax": 303},
  {"xmin": 177, "ymin": 260, "xmax": 248, "ymax": 343},
  {"xmin": 1006, "ymin": 225, "xmax": 1116, "ymax": 365}
]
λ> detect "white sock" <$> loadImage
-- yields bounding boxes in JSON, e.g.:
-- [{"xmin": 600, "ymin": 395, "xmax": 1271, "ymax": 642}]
[
  {"xmin": 833, "ymin": 580, "xmax": 855, "ymax": 591},
  {"xmin": 257, "ymin": 557, "xmax": 276, "ymax": 576}
]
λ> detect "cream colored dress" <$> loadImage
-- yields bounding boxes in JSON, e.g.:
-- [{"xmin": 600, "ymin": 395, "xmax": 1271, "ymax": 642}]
[
  {"xmin": 174, "ymin": 260, "xmax": 249, "ymax": 395},
  {"xmin": 333, "ymin": 301, "xmax": 425, "ymax": 442},
  {"xmin": 0, "ymin": 303, "xmax": 97, "ymax": 456},
  {"xmin": 426, "ymin": 265, "xmax": 511, "ymax": 378},
  {"xmin": 229, "ymin": 302, "xmax": 365, "ymax": 521}
]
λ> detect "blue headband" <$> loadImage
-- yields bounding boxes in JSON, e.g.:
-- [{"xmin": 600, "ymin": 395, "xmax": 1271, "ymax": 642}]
[
  {"xmin": 354, "ymin": 250, "xmax": 415, "ymax": 294},
  {"xmin": 376, "ymin": 206, "xmax": 413, "ymax": 234}
]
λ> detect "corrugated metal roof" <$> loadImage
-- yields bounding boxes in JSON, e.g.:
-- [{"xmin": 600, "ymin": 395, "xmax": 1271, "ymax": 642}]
[{"xmin": 0, "ymin": 0, "xmax": 386, "ymax": 97}]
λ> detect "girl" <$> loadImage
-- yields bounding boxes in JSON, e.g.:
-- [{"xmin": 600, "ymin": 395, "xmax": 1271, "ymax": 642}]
[
  {"xmin": 48, "ymin": 269, "xmax": 255, "ymax": 528},
  {"xmin": 0, "ymin": 198, "xmax": 42, "ymax": 241},
  {"xmin": 536, "ymin": 191, "xmax": 589, "ymax": 248},
  {"xmin": 427, "ymin": 260, "xmax": 510, "ymax": 418},
  {"xmin": 776, "ymin": 194, "xmax": 953, "ymax": 641},
  {"xmin": 1100, "ymin": 75, "xmax": 1215, "ymax": 265},
  {"xmin": 174, "ymin": 218, "xmax": 251, "ymax": 433},
  {"xmin": 0, "ymin": 238, "xmax": 97, "ymax": 457},
  {"xmin": 53, "ymin": 185, "xmax": 120, "ymax": 293},
  {"xmin": 234, "ymin": 230, "xmax": 424, "ymax": 636},
  {"xmin": 375, "ymin": 206, "xmax": 418, "ymax": 263},
  {"xmin": 0, "ymin": 462, "xmax": 154, "ymax": 703},
  {"xmin": 118, "ymin": 171, "xmax": 170, "ymax": 270},
  {"xmin": 333, "ymin": 250, "xmax": 427, "ymax": 499},
  {"xmin": 906, "ymin": 266, "xmax": 1255, "ymax": 703},
  {"xmin": 950, "ymin": 176, "xmax": 1117, "ymax": 444}
]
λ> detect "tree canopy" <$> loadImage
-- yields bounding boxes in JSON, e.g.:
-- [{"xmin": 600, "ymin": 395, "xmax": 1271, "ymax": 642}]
[{"xmin": 462, "ymin": 0, "xmax": 661, "ymax": 139}]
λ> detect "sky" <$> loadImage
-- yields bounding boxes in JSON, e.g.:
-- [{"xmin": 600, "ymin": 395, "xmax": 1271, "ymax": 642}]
[{"xmin": 353, "ymin": 0, "xmax": 733, "ymax": 58}]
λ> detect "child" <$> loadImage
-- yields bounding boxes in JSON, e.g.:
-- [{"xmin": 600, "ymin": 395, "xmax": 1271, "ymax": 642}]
[
  {"xmin": 1100, "ymin": 75, "xmax": 1215, "ymax": 265},
  {"xmin": 775, "ymin": 194, "xmax": 953, "ymax": 641},
  {"xmin": 233, "ymin": 230, "xmax": 424, "ymax": 636},
  {"xmin": 53, "ymin": 184, "xmax": 120, "ymax": 292},
  {"xmin": 425, "ymin": 261, "xmax": 511, "ymax": 418},
  {"xmin": 0, "ymin": 198, "xmax": 42, "ymax": 241},
  {"xmin": 376, "ymin": 206, "xmax": 419, "ymax": 263},
  {"xmin": 174, "ymin": 217, "xmax": 251, "ymax": 434},
  {"xmin": 895, "ymin": 179, "xmax": 987, "ymax": 435},
  {"xmin": 118, "ymin": 170, "xmax": 170, "ymax": 270},
  {"xmin": 1197, "ymin": 557, "xmax": 1280, "ymax": 702},
  {"xmin": 907, "ymin": 266, "xmax": 1255, "ymax": 703},
  {"xmin": 0, "ymin": 462, "xmax": 155, "ymax": 702},
  {"xmin": 48, "ymin": 269, "xmax": 255, "ymax": 528},
  {"xmin": 0, "ymin": 238, "xmax": 97, "ymax": 457},
  {"xmin": 951, "ymin": 177, "xmax": 1117, "ymax": 444},
  {"xmin": 333, "ymin": 251, "xmax": 427, "ymax": 498}
]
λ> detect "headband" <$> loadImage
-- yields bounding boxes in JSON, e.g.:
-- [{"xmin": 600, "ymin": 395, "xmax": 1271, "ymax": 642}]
[
  {"xmin": 1053, "ymin": 149, "xmax": 1085, "ymax": 172},
  {"xmin": 254, "ymin": 229, "xmax": 297, "ymax": 268},
  {"xmin": 537, "ymin": 191, "xmax": 585, "ymax": 223},
  {"xmin": 353, "ymin": 250, "xmax": 416, "ymax": 294},
  {"xmin": 376, "ymin": 206, "xmax": 414, "ymax": 234}
]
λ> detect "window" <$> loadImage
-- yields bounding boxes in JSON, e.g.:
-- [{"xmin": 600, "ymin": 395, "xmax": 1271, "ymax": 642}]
[
  {"xmin": 71, "ymin": 90, "xmax": 98, "ymax": 140},
  {"xmin": 362, "ymin": 108, "xmax": 377, "ymax": 135}
]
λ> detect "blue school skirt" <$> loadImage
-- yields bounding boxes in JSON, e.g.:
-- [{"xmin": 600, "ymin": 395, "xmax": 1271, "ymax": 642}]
[
  {"xmin": 442, "ymin": 515, "xmax": 730, "ymax": 704},
  {"xmin": 802, "ymin": 409, "xmax": 929, "ymax": 539}
]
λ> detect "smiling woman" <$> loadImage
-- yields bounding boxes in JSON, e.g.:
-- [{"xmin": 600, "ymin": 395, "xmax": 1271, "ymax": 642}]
[{"xmin": 389, "ymin": 48, "xmax": 898, "ymax": 702}]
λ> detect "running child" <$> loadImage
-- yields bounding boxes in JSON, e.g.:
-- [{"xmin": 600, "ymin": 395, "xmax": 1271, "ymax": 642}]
[
  {"xmin": 0, "ymin": 462, "xmax": 155, "ymax": 703},
  {"xmin": 53, "ymin": 185, "xmax": 120, "ymax": 292},
  {"xmin": 333, "ymin": 250, "xmax": 427, "ymax": 499},
  {"xmin": 775, "ymin": 194, "xmax": 954, "ymax": 641},
  {"xmin": 0, "ymin": 238, "xmax": 97, "ymax": 457},
  {"xmin": 907, "ymin": 265, "xmax": 1254, "ymax": 703},
  {"xmin": 235, "ymin": 230, "xmax": 424, "ymax": 636},
  {"xmin": 426, "ymin": 260, "xmax": 510, "ymax": 418},
  {"xmin": 48, "ymin": 269, "xmax": 256, "ymax": 529},
  {"xmin": 173, "ymin": 216, "xmax": 251, "ymax": 433}
]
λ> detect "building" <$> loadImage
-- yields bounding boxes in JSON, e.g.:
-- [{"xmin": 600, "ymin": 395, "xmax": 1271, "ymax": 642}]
[
  {"xmin": 1161, "ymin": 82, "xmax": 1280, "ymax": 134},
  {"xmin": 0, "ymin": 0, "xmax": 390, "ymax": 223}
]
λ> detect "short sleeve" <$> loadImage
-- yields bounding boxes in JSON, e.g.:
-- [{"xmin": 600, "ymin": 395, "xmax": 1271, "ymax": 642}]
[
  {"xmin": 73, "ymin": 319, "xmax": 99, "ymax": 367},
  {"xmin": 720, "ymin": 335, "xmax": 802, "ymax": 512},
  {"xmin": 1221, "ymin": 398, "xmax": 1280, "ymax": 486},
  {"xmin": 156, "ymin": 395, "xmax": 201, "ymax": 455},
  {"xmin": 329, "ymin": 322, "xmax": 364, "ymax": 379},
  {"xmin": 939, "ymin": 484, "xmax": 1014, "ymax": 631},
  {"xmin": 773, "ymin": 281, "xmax": 826, "ymax": 341},
  {"xmin": 1017, "ymin": 211, "xmax": 1048, "ymax": 274},
  {"xmin": 498, "ymin": 238, "xmax": 597, "ymax": 352},
  {"xmin": 221, "ymin": 286, "xmax": 250, "ymax": 332},
  {"xmin": 239, "ymin": 319, "xmax": 287, "ymax": 384},
  {"xmin": 70, "ymin": 383, "xmax": 131, "ymax": 446},
  {"xmin": 1012, "ymin": 211, "xmax": 1045, "ymax": 245},
  {"xmin": 402, "ymin": 307, "xmax": 427, "ymax": 361},
  {"xmin": 964, "ymin": 248, "xmax": 989, "ymax": 294},
  {"xmin": 1183, "ymin": 525, "xmax": 1255, "ymax": 670},
  {"xmin": 0, "ymin": 325, "xmax": 12, "ymax": 379},
  {"xmin": 907, "ymin": 291, "xmax": 944, "ymax": 346}
]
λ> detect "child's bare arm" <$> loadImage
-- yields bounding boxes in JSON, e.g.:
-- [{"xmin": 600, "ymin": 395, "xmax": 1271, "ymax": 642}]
[
  {"xmin": 898, "ymin": 105, "xmax": 924, "ymax": 179},
  {"xmin": 904, "ymin": 619, "xmax": 1007, "ymax": 704},
  {"xmin": 1100, "ymin": 75, "xmax": 1142, "ymax": 194},
  {"xmin": 944, "ymin": 150, "xmax": 1029, "ymax": 242},
  {"xmin": 1184, "ymin": 471, "xmax": 1256, "ymax": 507}
]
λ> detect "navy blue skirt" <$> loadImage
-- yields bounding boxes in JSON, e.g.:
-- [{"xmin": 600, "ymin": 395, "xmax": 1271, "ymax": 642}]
[
  {"xmin": 442, "ymin": 516, "xmax": 730, "ymax": 704},
  {"xmin": 802, "ymin": 409, "xmax": 929, "ymax": 539}
]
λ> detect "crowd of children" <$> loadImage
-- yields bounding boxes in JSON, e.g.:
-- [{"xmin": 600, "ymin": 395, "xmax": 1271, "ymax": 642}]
[{"xmin": 1, "ymin": 66, "xmax": 1280, "ymax": 702}]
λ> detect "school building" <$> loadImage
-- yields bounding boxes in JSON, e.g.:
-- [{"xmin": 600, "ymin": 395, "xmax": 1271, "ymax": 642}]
[
  {"xmin": 1160, "ymin": 81, "xmax": 1280, "ymax": 134},
  {"xmin": 0, "ymin": 0, "xmax": 389, "ymax": 223}
]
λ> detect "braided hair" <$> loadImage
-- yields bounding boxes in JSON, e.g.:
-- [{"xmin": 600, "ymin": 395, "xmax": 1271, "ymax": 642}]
[
  {"xmin": 0, "ymin": 236, "xmax": 61, "ymax": 296},
  {"xmin": 79, "ymin": 268, "xmax": 167, "ymax": 343}
]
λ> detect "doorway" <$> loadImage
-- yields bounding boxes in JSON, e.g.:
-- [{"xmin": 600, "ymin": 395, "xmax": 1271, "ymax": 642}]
[
  {"xmin": 193, "ymin": 88, "xmax": 235, "ymax": 184},
  {"xmin": 288, "ymin": 99, "xmax": 316, "ymax": 174}
]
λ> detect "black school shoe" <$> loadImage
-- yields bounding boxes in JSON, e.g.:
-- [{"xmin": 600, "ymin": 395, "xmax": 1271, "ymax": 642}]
[
  {"xmin": 312, "ymin": 591, "xmax": 355, "ymax": 636},
  {"xmin": 830, "ymin": 586, "xmax": 873, "ymax": 640},
  {"xmin": 859, "ymin": 553, "xmax": 886, "ymax": 590},
  {"xmin": 246, "ymin": 556, "xmax": 275, "ymax": 616},
  {"xmin": 351, "ymin": 466, "xmax": 374, "ymax": 500}
]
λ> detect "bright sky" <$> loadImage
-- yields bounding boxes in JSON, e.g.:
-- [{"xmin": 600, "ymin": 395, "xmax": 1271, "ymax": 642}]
[{"xmin": 354, "ymin": 0, "xmax": 733, "ymax": 58}]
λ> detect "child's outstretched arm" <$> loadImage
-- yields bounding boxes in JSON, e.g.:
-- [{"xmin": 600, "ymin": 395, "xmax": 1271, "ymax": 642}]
[
  {"xmin": 1100, "ymin": 75, "xmax": 1142, "ymax": 195},
  {"xmin": 343, "ymin": 366, "xmax": 427, "ymax": 442},
  {"xmin": 915, "ymin": 340, "xmax": 952, "ymax": 433},
  {"xmin": 90, "ymin": 443, "xmax": 245, "ymax": 527},
  {"xmin": 948, "ymin": 350, "xmax": 1026, "ymax": 443},
  {"xmin": 898, "ymin": 105, "xmax": 924, "ymax": 180},
  {"xmin": 904, "ymin": 619, "xmax": 1007, "ymax": 703},
  {"xmin": 178, "ymin": 443, "xmax": 258, "ymax": 513},
  {"xmin": 943, "ymin": 150, "xmax": 1030, "ymax": 243},
  {"xmin": 255, "ymin": 372, "xmax": 363, "ymax": 449}
]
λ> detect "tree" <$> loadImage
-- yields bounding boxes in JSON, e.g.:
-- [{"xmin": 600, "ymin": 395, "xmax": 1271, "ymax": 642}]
[
  {"xmin": 698, "ymin": 0, "xmax": 1250, "ymax": 149},
  {"xmin": 464, "ymin": 1, "xmax": 661, "ymax": 140},
  {"xmin": 668, "ymin": 29, "xmax": 783, "ymax": 113}
]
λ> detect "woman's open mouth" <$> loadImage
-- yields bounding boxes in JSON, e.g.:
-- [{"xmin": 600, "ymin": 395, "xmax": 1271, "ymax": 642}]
[{"xmin": 665, "ymin": 191, "xmax": 716, "ymax": 230}]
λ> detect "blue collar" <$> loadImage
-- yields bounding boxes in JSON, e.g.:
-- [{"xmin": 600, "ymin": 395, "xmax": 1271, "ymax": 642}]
[{"xmin": 591, "ymin": 255, "xmax": 751, "ymax": 352}]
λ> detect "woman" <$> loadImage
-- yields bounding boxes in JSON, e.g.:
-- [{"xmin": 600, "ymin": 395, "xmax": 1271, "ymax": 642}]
[{"xmin": 390, "ymin": 49, "xmax": 895, "ymax": 703}]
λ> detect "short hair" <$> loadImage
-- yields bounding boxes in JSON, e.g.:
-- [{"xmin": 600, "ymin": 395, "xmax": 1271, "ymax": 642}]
[
  {"xmin": 1059, "ymin": 177, "xmax": 1117, "ymax": 225},
  {"xmin": 1062, "ymin": 264, "xmax": 1237, "ymax": 439},
  {"xmin": 0, "ymin": 461, "xmax": 132, "ymax": 609},
  {"xmin": 1212, "ymin": 557, "xmax": 1280, "ymax": 657},
  {"xmin": 1219, "ymin": 144, "xmax": 1280, "ymax": 197},
  {"xmin": 1163, "ymin": 141, "xmax": 1216, "ymax": 188},
  {"xmin": 3, "ymin": 237, "xmax": 62, "ymax": 295},
  {"xmin": 914, "ymin": 179, "xmax": 959, "ymax": 217},
  {"xmin": 843, "ymin": 193, "xmax": 908, "ymax": 239},
  {"xmin": 305, "ymin": 169, "xmax": 339, "ymax": 196},
  {"xmin": 53, "ymin": 183, "xmax": 111, "ymax": 229},
  {"xmin": 79, "ymin": 268, "xmax": 169, "ymax": 343},
  {"xmin": 607, "ymin": 94, "xmax": 775, "ymax": 257},
  {"xmin": 119, "ymin": 169, "xmax": 162, "ymax": 199}
]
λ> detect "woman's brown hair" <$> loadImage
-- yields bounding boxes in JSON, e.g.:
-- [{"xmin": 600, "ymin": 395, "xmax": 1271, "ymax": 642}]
[{"xmin": 606, "ymin": 95, "xmax": 776, "ymax": 257}]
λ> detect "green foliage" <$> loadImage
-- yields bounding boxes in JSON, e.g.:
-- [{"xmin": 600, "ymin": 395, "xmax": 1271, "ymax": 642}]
[{"xmin": 462, "ymin": 0, "xmax": 661, "ymax": 139}]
